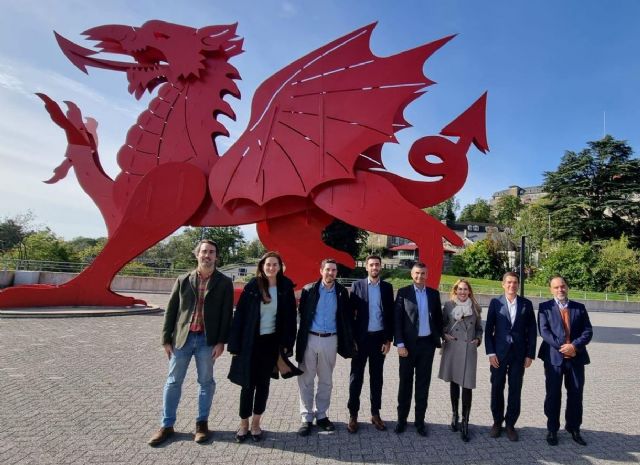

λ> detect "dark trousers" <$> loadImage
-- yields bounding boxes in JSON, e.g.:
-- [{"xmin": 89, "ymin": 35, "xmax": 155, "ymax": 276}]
[
  {"xmin": 348, "ymin": 330, "xmax": 386, "ymax": 416},
  {"xmin": 544, "ymin": 359, "xmax": 585, "ymax": 432},
  {"xmin": 490, "ymin": 350, "xmax": 525, "ymax": 427},
  {"xmin": 397, "ymin": 337, "xmax": 436, "ymax": 425},
  {"xmin": 239, "ymin": 333, "xmax": 278, "ymax": 419}
]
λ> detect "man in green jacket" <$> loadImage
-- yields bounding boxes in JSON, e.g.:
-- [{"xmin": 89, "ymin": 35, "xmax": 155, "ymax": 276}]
[{"xmin": 148, "ymin": 239, "xmax": 234, "ymax": 446}]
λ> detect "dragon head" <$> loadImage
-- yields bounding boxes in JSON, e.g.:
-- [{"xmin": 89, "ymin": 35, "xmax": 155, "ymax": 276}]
[{"xmin": 55, "ymin": 20, "xmax": 243, "ymax": 99}]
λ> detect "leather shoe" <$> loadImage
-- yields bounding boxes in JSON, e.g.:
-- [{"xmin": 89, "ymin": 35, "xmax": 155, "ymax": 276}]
[
  {"xmin": 148, "ymin": 426, "xmax": 174, "ymax": 447},
  {"xmin": 415, "ymin": 423, "xmax": 428, "ymax": 437},
  {"xmin": 316, "ymin": 417, "xmax": 335, "ymax": 431},
  {"xmin": 394, "ymin": 421, "xmax": 407, "ymax": 434},
  {"xmin": 489, "ymin": 423, "xmax": 502, "ymax": 438},
  {"xmin": 371, "ymin": 414, "xmax": 386, "ymax": 431},
  {"xmin": 194, "ymin": 421, "xmax": 211, "ymax": 443},
  {"xmin": 505, "ymin": 425, "xmax": 519, "ymax": 442},
  {"xmin": 565, "ymin": 427, "xmax": 587, "ymax": 446},
  {"xmin": 250, "ymin": 429, "xmax": 263, "ymax": 442},
  {"xmin": 235, "ymin": 428, "xmax": 249, "ymax": 443},
  {"xmin": 298, "ymin": 421, "xmax": 312, "ymax": 437},
  {"xmin": 347, "ymin": 416, "xmax": 359, "ymax": 434},
  {"xmin": 546, "ymin": 431, "xmax": 558, "ymax": 446}
]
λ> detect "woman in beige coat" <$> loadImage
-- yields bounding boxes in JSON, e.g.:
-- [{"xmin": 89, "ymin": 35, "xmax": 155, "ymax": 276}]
[{"xmin": 438, "ymin": 279, "xmax": 483, "ymax": 442}]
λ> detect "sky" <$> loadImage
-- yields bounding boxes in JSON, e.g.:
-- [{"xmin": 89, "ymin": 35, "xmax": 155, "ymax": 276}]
[{"xmin": 1, "ymin": 0, "xmax": 639, "ymax": 240}]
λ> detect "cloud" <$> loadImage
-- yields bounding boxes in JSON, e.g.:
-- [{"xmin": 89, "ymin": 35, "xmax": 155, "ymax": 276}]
[{"xmin": 0, "ymin": 55, "xmax": 140, "ymax": 117}]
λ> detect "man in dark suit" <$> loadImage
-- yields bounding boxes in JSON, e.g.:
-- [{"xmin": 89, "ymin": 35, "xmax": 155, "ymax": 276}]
[
  {"xmin": 295, "ymin": 258, "xmax": 355, "ymax": 436},
  {"xmin": 347, "ymin": 255, "xmax": 394, "ymax": 433},
  {"xmin": 485, "ymin": 271, "xmax": 537, "ymax": 442},
  {"xmin": 538, "ymin": 276, "xmax": 593, "ymax": 446},
  {"xmin": 393, "ymin": 262, "xmax": 443, "ymax": 436}
]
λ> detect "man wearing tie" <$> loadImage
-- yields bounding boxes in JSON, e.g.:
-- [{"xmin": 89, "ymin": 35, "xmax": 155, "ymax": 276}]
[
  {"xmin": 485, "ymin": 271, "xmax": 537, "ymax": 441},
  {"xmin": 393, "ymin": 262, "xmax": 443, "ymax": 436},
  {"xmin": 538, "ymin": 276, "xmax": 593, "ymax": 446}
]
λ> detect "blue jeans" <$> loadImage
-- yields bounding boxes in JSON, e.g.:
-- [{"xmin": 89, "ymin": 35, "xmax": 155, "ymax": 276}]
[{"xmin": 161, "ymin": 332, "xmax": 216, "ymax": 427}]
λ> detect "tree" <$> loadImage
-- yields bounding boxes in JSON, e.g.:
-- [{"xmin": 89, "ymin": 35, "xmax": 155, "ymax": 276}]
[
  {"xmin": 458, "ymin": 198, "xmax": 493, "ymax": 223},
  {"xmin": 533, "ymin": 241, "xmax": 596, "ymax": 290},
  {"xmin": 592, "ymin": 236, "xmax": 640, "ymax": 293},
  {"xmin": 322, "ymin": 219, "xmax": 368, "ymax": 276},
  {"xmin": 165, "ymin": 227, "xmax": 246, "ymax": 269},
  {"xmin": 238, "ymin": 238, "xmax": 266, "ymax": 260},
  {"xmin": 451, "ymin": 238, "xmax": 506, "ymax": 280},
  {"xmin": 66, "ymin": 236, "xmax": 102, "ymax": 261},
  {"xmin": 494, "ymin": 195, "xmax": 523, "ymax": 227},
  {"xmin": 0, "ymin": 211, "xmax": 35, "ymax": 253},
  {"xmin": 76, "ymin": 238, "xmax": 107, "ymax": 263},
  {"xmin": 8, "ymin": 229, "xmax": 73, "ymax": 262},
  {"xmin": 510, "ymin": 201, "xmax": 550, "ymax": 251},
  {"xmin": 543, "ymin": 135, "xmax": 640, "ymax": 247},
  {"xmin": 425, "ymin": 197, "xmax": 459, "ymax": 223}
]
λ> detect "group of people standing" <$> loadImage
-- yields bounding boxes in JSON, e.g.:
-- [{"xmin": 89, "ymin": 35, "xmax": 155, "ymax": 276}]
[{"xmin": 148, "ymin": 239, "xmax": 593, "ymax": 449}]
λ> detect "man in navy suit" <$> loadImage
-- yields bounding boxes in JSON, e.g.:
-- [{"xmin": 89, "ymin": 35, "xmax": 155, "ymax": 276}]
[
  {"xmin": 485, "ymin": 271, "xmax": 537, "ymax": 441},
  {"xmin": 347, "ymin": 255, "xmax": 394, "ymax": 433},
  {"xmin": 393, "ymin": 262, "xmax": 443, "ymax": 437},
  {"xmin": 538, "ymin": 276, "xmax": 593, "ymax": 446}
]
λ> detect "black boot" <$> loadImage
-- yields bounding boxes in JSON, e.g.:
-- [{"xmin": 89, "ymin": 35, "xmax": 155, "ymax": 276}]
[
  {"xmin": 449, "ymin": 383, "xmax": 460, "ymax": 432},
  {"xmin": 461, "ymin": 388, "xmax": 472, "ymax": 442}
]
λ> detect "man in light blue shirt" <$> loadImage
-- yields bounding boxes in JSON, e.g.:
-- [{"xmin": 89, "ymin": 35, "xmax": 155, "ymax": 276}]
[
  {"xmin": 295, "ymin": 259, "xmax": 355, "ymax": 436},
  {"xmin": 347, "ymin": 255, "xmax": 394, "ymax": 433},
  {"xmin": 393, "ymin": 263, "xmax": 443, "ymax": 437}
]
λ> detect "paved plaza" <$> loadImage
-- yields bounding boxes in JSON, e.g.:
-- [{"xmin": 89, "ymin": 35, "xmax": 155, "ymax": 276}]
[{"xmin": 1, "ymin": 292, "xmax": 639, "ymax": 465}]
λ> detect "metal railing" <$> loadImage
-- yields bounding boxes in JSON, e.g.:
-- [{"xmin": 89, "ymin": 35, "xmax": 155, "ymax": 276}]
[
  {"xmin": 0, "ymin": 258, "xmax": 190, "ymax": 278},
  {"xmin": 3, "ymin": 259, "xmax": 639, "ymax": 302}
]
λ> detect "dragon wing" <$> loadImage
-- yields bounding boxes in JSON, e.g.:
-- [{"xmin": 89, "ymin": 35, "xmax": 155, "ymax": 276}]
[{"xmin": 210, "ymin": 24, "xmax": 453, "ymax": 207}]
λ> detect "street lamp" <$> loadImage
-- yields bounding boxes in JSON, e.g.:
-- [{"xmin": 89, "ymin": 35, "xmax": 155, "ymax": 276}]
[{"xmin": 519, "ymin": 235, "xmax": 526, "ymax": 297}]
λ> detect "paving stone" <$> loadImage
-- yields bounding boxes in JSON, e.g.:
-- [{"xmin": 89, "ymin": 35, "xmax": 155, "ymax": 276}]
[{"xmin": 0, "ymin": 296, "xmax": 638, "ymax": 464}]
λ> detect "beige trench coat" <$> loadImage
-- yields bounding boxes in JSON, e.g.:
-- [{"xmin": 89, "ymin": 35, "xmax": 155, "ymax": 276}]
[{"xmin": 437, "ymin": 300, "xmax": 483, "ymax": 389}]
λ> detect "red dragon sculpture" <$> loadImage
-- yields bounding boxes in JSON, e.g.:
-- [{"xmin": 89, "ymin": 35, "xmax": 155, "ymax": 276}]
[{"xmin": 0, "ymin": 20, "xmax": 488, "ymax": 308}]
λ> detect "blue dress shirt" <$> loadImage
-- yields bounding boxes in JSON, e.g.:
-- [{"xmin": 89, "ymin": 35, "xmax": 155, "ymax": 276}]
[
  {"xmin": 367, "ymin": 279, "xmax": 384, "ymax": 332},
  {"xmin": 414, "ymin": 285, "xmax": 431, "ymax": 337},
  {"xmin": 310, "ymin": 283, "xmax": 338, "ymax": 333}
]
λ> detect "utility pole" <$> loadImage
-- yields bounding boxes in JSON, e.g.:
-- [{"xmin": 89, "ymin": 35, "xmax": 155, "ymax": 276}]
[{"xmin": 519, "ymin": 235, "xmax": 526, "ymax": 297}]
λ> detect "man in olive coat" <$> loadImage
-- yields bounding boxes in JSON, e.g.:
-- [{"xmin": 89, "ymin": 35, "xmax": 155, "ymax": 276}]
[
  {"xmin": 296, "ymin": 258, "xmax": 355, "ymax": 436},
  {"xmin": 148, "ymin": 240, "xmax": 234, "ymax": 446}
]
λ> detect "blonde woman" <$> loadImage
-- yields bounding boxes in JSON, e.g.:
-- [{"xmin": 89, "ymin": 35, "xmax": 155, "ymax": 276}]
[{"xmin": 438, "ymin": 279, "xmax": 483, "ymax": 442}]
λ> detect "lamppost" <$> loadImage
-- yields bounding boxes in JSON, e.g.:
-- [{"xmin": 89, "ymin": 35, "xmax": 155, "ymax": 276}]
[{"xmin": 519, "ymin": 235, "xmax": 526, "ymax": 297}]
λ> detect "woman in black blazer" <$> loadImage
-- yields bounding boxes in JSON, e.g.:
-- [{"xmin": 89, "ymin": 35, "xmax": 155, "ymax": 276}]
[{"xmin": 227, "ymin": 251, "xmax": 297, "ymax": 442}]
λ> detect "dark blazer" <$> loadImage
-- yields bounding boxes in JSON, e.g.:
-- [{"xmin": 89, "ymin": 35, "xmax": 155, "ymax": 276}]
[
  {"xmin": 484, "ymin": 295, "xmax": 537, "ymax": 362},
  {"xmin": 350, "ymin": 278, "xmax": 394, "ymax": 346},
  {"xmin": 227, "ymin": 276, "xmax": 297, "ymax": 387},
  {"xmin": 393, "ymin": 285, "xmax": 443, "ymax": 350},
  {"xmin": 295, "ymin": 279, "xmax": 355, "ymax": 362},
  {"xmin": 537, "ymin": 299, "xmax": 592, "ymax": 366},
  {"xmin": 162, "ymin": 269, "xmax": 234, "ymax": 349}
]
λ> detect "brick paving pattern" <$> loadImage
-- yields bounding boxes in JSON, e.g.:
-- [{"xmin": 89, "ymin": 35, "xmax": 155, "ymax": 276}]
[{"xmin": 1, "ymin": 292, "xmax": 639, "ymax": 465}]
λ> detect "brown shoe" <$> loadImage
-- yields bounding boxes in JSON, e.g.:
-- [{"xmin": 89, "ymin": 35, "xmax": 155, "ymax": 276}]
[
  {"xmin": 194, "ymin": 421, "xmax": 211, "ymax": 443},
  {"xmin": 347, "ymin": 415, "xmax": 359, "ymax": 434},
  {"xmin": 148, "ymin": 426, "xmax": 174, "ymax": 446},
  {"xmin": 506, "ymin": 425, "xmax": 519, "ymax": 442},
  {"xmin": 371, "ymin": 414, "xmax": 386, "ymax": 431},
  {"xmin": 489, "ymin": 423, "xmax": 502, "ymax": 438}
]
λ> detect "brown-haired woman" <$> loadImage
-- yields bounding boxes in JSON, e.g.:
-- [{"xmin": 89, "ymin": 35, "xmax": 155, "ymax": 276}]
[
  {"xmin": 227, "ymin": 251, "xmax": 297, "ymax": 442},
  {"xmin": 438, "ymin": 279, "xmax": 483, "ymax": 442}
]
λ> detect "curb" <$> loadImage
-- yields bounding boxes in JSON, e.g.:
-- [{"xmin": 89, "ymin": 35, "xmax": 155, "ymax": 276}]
[{"xmin": 0, "ymin": 305, "xmax": 163, "ymax": 318}]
